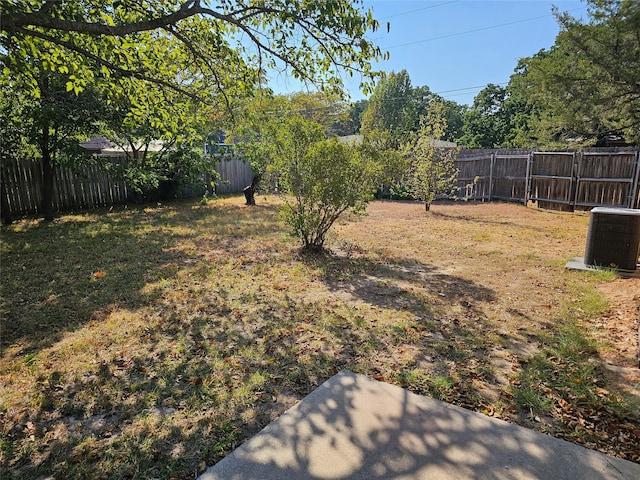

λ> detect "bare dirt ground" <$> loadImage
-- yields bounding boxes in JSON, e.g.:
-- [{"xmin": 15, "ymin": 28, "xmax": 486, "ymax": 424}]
[{"xmin": 594, "ymin": 280, "xmax": 640, "ymax": 395}]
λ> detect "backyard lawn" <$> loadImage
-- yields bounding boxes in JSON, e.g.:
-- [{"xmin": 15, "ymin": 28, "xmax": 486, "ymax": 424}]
[{"xmin": 1, "ymin": 195, "xmax": 639, "ymax": 479}]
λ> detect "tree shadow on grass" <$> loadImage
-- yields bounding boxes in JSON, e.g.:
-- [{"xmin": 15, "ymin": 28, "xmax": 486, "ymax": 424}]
[
  {"xmin": 1, "ymin": 215, "xmax": 166, "ymax": 354},
  {"xmin": 298, "ymin": 250, "xmax": 496, "ymax": 314},
  {"xmin": 0, "ymin": 199, "xmax": 283, "ymax": 355},
  {"xmin": 0, "ymin": 199, "xmax": 300, "ymax": 479},
  {"xmin": 0, "ymin": 200, "xmax": 516, "ymax": 480},
  {"xmin": 3, "ymin": 297, "xmax": 353, "ymax": 479},
  {"xmin": 3, "ymin": 240, "xmax": 500, "ymax": 478},
  {"xmin": 292, "ymin": 249, "xmax": 503, "ymax": 400}
]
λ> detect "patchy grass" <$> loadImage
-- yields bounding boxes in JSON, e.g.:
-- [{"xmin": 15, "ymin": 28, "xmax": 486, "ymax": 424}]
[
  {"xmin": 512, "ymin": 288, "xmax": 639, "ymax": 458},
  {"xmin": 1, "ymin": 196, "xmax": 639, "ymax": 479}
]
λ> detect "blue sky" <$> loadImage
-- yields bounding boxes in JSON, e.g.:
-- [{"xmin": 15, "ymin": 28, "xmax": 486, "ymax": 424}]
[{"xmin": 269, "ymin": 0, "xmax": 587, "ymax": 106}]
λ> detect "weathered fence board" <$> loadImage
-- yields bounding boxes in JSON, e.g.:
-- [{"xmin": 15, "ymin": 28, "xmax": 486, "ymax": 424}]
[
  {"xmin": 454, "ymin": 148, "xmax": 640, "ymax": 210},
  {"xmin": 3, "ymin": 159, "xmax": 43, "ymax": 216},
  {"xmin": 492, "ymin": 154, "xmax": 529, "ymax": 202},
  {"xmin": 574, "ymin": 152, "xmax": 638, "ymax": 209},
  {"xmin": 214, "ymin": 156, "xmax": 254, "ymax": 194},
  {"xmin": 454, "ymin": 154, "xmax": 492, "ymax": 201},
  {"xmin": 530, "ymin": 152, "xmax": 576, "ymax": 211},
  {"xmin": 1, "ymin": 155, "xmax": 254, "ymax": 218}
]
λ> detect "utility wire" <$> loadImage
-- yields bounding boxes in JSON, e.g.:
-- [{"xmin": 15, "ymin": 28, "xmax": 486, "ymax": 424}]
[
  {"xmin": 237, "ymin": 81, "xmax": 511, "ymax": 116},
  {"xmin": 377, "ymin": 1, "xmax": 459, "ymax": 20},
  {"xmin": 436, "ymin": 83, "xmax": 508, "ymax": 95},
  {"xmin": 384, "ymin": 6, "xmax": 587, "ymax": 49}
]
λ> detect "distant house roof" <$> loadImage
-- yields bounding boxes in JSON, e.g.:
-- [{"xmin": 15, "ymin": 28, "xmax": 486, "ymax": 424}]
[
  {"xmin": 101, "ymin": 140, "xmax": 164, "ymax": 156},
  {"xmin": 335, "ymin": 135, "xmax": 457, "ymax": 149},
  {"xmin": 80, "ymin": 136, "xmax": 164, "ymax": 156},
  {"xmin": 80, "ymin": 136, "xmax": 115, "ymax": 153},
  {"xmin": 596, "ymin": 134, "xmax": 629, "ymax": 147},
  {"xmin": 431, "ymin": 139, "xmax": 457, "ymax": 149},
  {"xmin": 336, "ymin": 134, "xmax": 363, "ymax": 145}
]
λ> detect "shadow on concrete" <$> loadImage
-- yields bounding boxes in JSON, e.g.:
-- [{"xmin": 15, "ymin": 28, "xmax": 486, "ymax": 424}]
[{"xmin": 201, "ymin": 371, "xmax": 640, "ymax": 480}]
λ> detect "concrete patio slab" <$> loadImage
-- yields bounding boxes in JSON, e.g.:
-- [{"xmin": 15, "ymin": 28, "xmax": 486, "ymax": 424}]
[{"xmin": 199, "ymin": 370, "xmax": 640, "ymax": 480}]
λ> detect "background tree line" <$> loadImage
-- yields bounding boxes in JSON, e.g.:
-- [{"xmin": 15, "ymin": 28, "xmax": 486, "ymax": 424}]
[{"xmin": 350, "ymin": 0, "xmax": 639, "ymax": 149}]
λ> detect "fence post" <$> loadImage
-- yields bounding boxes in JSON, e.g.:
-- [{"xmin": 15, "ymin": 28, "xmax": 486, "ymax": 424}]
[
  {"xmin": 488, "ymin": 153, "xmax": 495, "ymax": 202},
  {"xmin": 524, "ymin": 151, "xmax": 532, "ymax": 205},
  {"xmin": 0, "ymin": 166, "xmax": 12, "ymax": 224},
  {"xmin": 631, "ymin": 151, "xmax": 640, "ymax": 209},
  {"xmin": 572, "ymin": 151, "xmax": 582, "ymax": 209}
]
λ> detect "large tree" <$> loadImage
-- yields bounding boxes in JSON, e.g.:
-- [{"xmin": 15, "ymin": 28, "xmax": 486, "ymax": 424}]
[
  {"xmin": 413, "ymin": 85, "xmax": 465, "ymax": 143},
  {"xmin": 361, "ymin": 71, "xmax": 465, "ymax": 146},
  {"xmin": 286, "ymin": 92, "xmax": 352, "ymax": 137},
  {"xmin": 346, "ymin": 99, "xmax": 369, "ymax": 134},
  {"xmin": 1, "ymin": 72, "xmax": 104, "ymax": 221},
  {"xmin": 500, "ymin": 65, "xmax": 544, "ymax": 148},
  {"xmin": 459, "ymin": 84, "xmax": 508, "ymax": 148},
  {"xmin": 360, "ymin": 69, "xmax": 417, "ymax": 147},
  {"xmin": 512, "ymin": 0, "xmax": 640, "ymax": 145},
  {"xmin": 2, "ymin": 1, "xmax": 385, "ymax": 218},
  {"xmin": 439, "ymin": 99, "xmax": 467, "ymax": 143}
]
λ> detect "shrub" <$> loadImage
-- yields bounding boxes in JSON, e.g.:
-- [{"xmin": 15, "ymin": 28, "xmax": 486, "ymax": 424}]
[{"xmin": 274, "ymin": 117, "xmax": 389, "ymax": 251}]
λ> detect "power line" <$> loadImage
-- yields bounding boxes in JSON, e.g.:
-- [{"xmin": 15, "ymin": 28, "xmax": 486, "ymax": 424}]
[
  {"xmin": 355, "ymin": 82, "xmax": 510, "ymax": 104},
  {"xmin": 384, "ymin": 6, "xmax": 587, "ymax": 49},
  {"xmin": 377, "ymin": 1, "xmax": 459, "ymax": 20},
  {"xmin": 435, "ymin": 82, "xmax": 508, "ymax": 95},
  {"xmin": 231, "ymin": 82, "xmax": 513, "ymax": 116}
]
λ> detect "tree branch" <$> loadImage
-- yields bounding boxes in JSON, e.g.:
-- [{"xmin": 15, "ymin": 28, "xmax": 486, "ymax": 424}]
[
  {"xmin": 163, "ymin": 25, "xmax": 232, "ymax": 110},
  {"xmin": 5, "ymin": 0, "xmax": 201, "ymax": 36},
  {"xmin": 18, "ymin": 27, "xmax": 200, "ymax": 100}
]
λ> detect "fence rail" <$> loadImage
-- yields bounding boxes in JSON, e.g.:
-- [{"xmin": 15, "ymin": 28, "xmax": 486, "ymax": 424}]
[{"xmin": 455, "ymin": 148, "xmax": 640, "ymax": 210}]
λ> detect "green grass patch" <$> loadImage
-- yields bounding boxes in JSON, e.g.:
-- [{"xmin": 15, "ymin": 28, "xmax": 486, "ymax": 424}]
[
  {"xmin": 398, "ymin": 369, "xmax": 456, "ymax": 402},
  {"xmin": 512, "ymin": 292, "xmax": 638, "ymax": 453}
]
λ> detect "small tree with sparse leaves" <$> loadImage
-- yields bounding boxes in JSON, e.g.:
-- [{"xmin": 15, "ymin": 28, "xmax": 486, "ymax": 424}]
[{"xmin": 403, "ymin": 102, "xmax": 459, "ymax": 211}]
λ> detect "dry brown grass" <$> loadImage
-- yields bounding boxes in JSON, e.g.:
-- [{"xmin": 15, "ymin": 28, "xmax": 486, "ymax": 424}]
[{"xmin": 1, "ymin": 195, "xmax": 638, "ymax": 479}]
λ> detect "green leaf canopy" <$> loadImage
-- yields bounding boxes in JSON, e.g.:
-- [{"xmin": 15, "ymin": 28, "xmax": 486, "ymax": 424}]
[{"xmin": 2, "ymin": 0, "xmax": 385, "ymax": 102}]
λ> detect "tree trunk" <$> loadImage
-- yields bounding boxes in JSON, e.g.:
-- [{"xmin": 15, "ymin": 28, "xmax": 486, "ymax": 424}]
[
  {"xmin": 243, "ymin": 173, "xmax": 262, "ymax": 206},
  {"xmin": 40, "ymin": 126, "xmax": 55, "ymax": 222},
  {"xmin": 0, "ymin": 169, "xmax": 12, "ymax": 225},
  {"xmin": 38, "ymin": 75, "xmax": 55, "ymax": 222},
  {"xmin": 425, "ymin": 202, "xmax": 430, "ymax": 211},
  {"xmin": 243, "ymin": 185, "xmax": 255, "ymax": 205}
]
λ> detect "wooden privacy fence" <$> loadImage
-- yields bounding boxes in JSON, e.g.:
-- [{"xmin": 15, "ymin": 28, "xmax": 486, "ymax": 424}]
[
  {"xmin": 455, "ymin": 148, "xmax": 640, "ymax": 210},
  {"xmin": 1, "ymin": 158, "xmax": 130, "ymax": 217},
  {"xmin": 1, "ymin": 156, "xmax": 254, "ymax": 217},
  {"xmin": 3, "ymin": 148, "xmax": 639, "ymax": 218}
]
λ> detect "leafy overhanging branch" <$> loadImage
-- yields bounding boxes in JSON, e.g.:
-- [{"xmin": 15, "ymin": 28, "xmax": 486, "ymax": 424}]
[
  {"xmin": 5, "ymin": 0, "xmax": 208, "ymax": 36},
  {"xmin": 2, "ymin": 0, "xmax": 384, "ymax": 98},
  {"xmin": 12, "ymin": 27, "xmax": 203, "ymax": 100}
]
